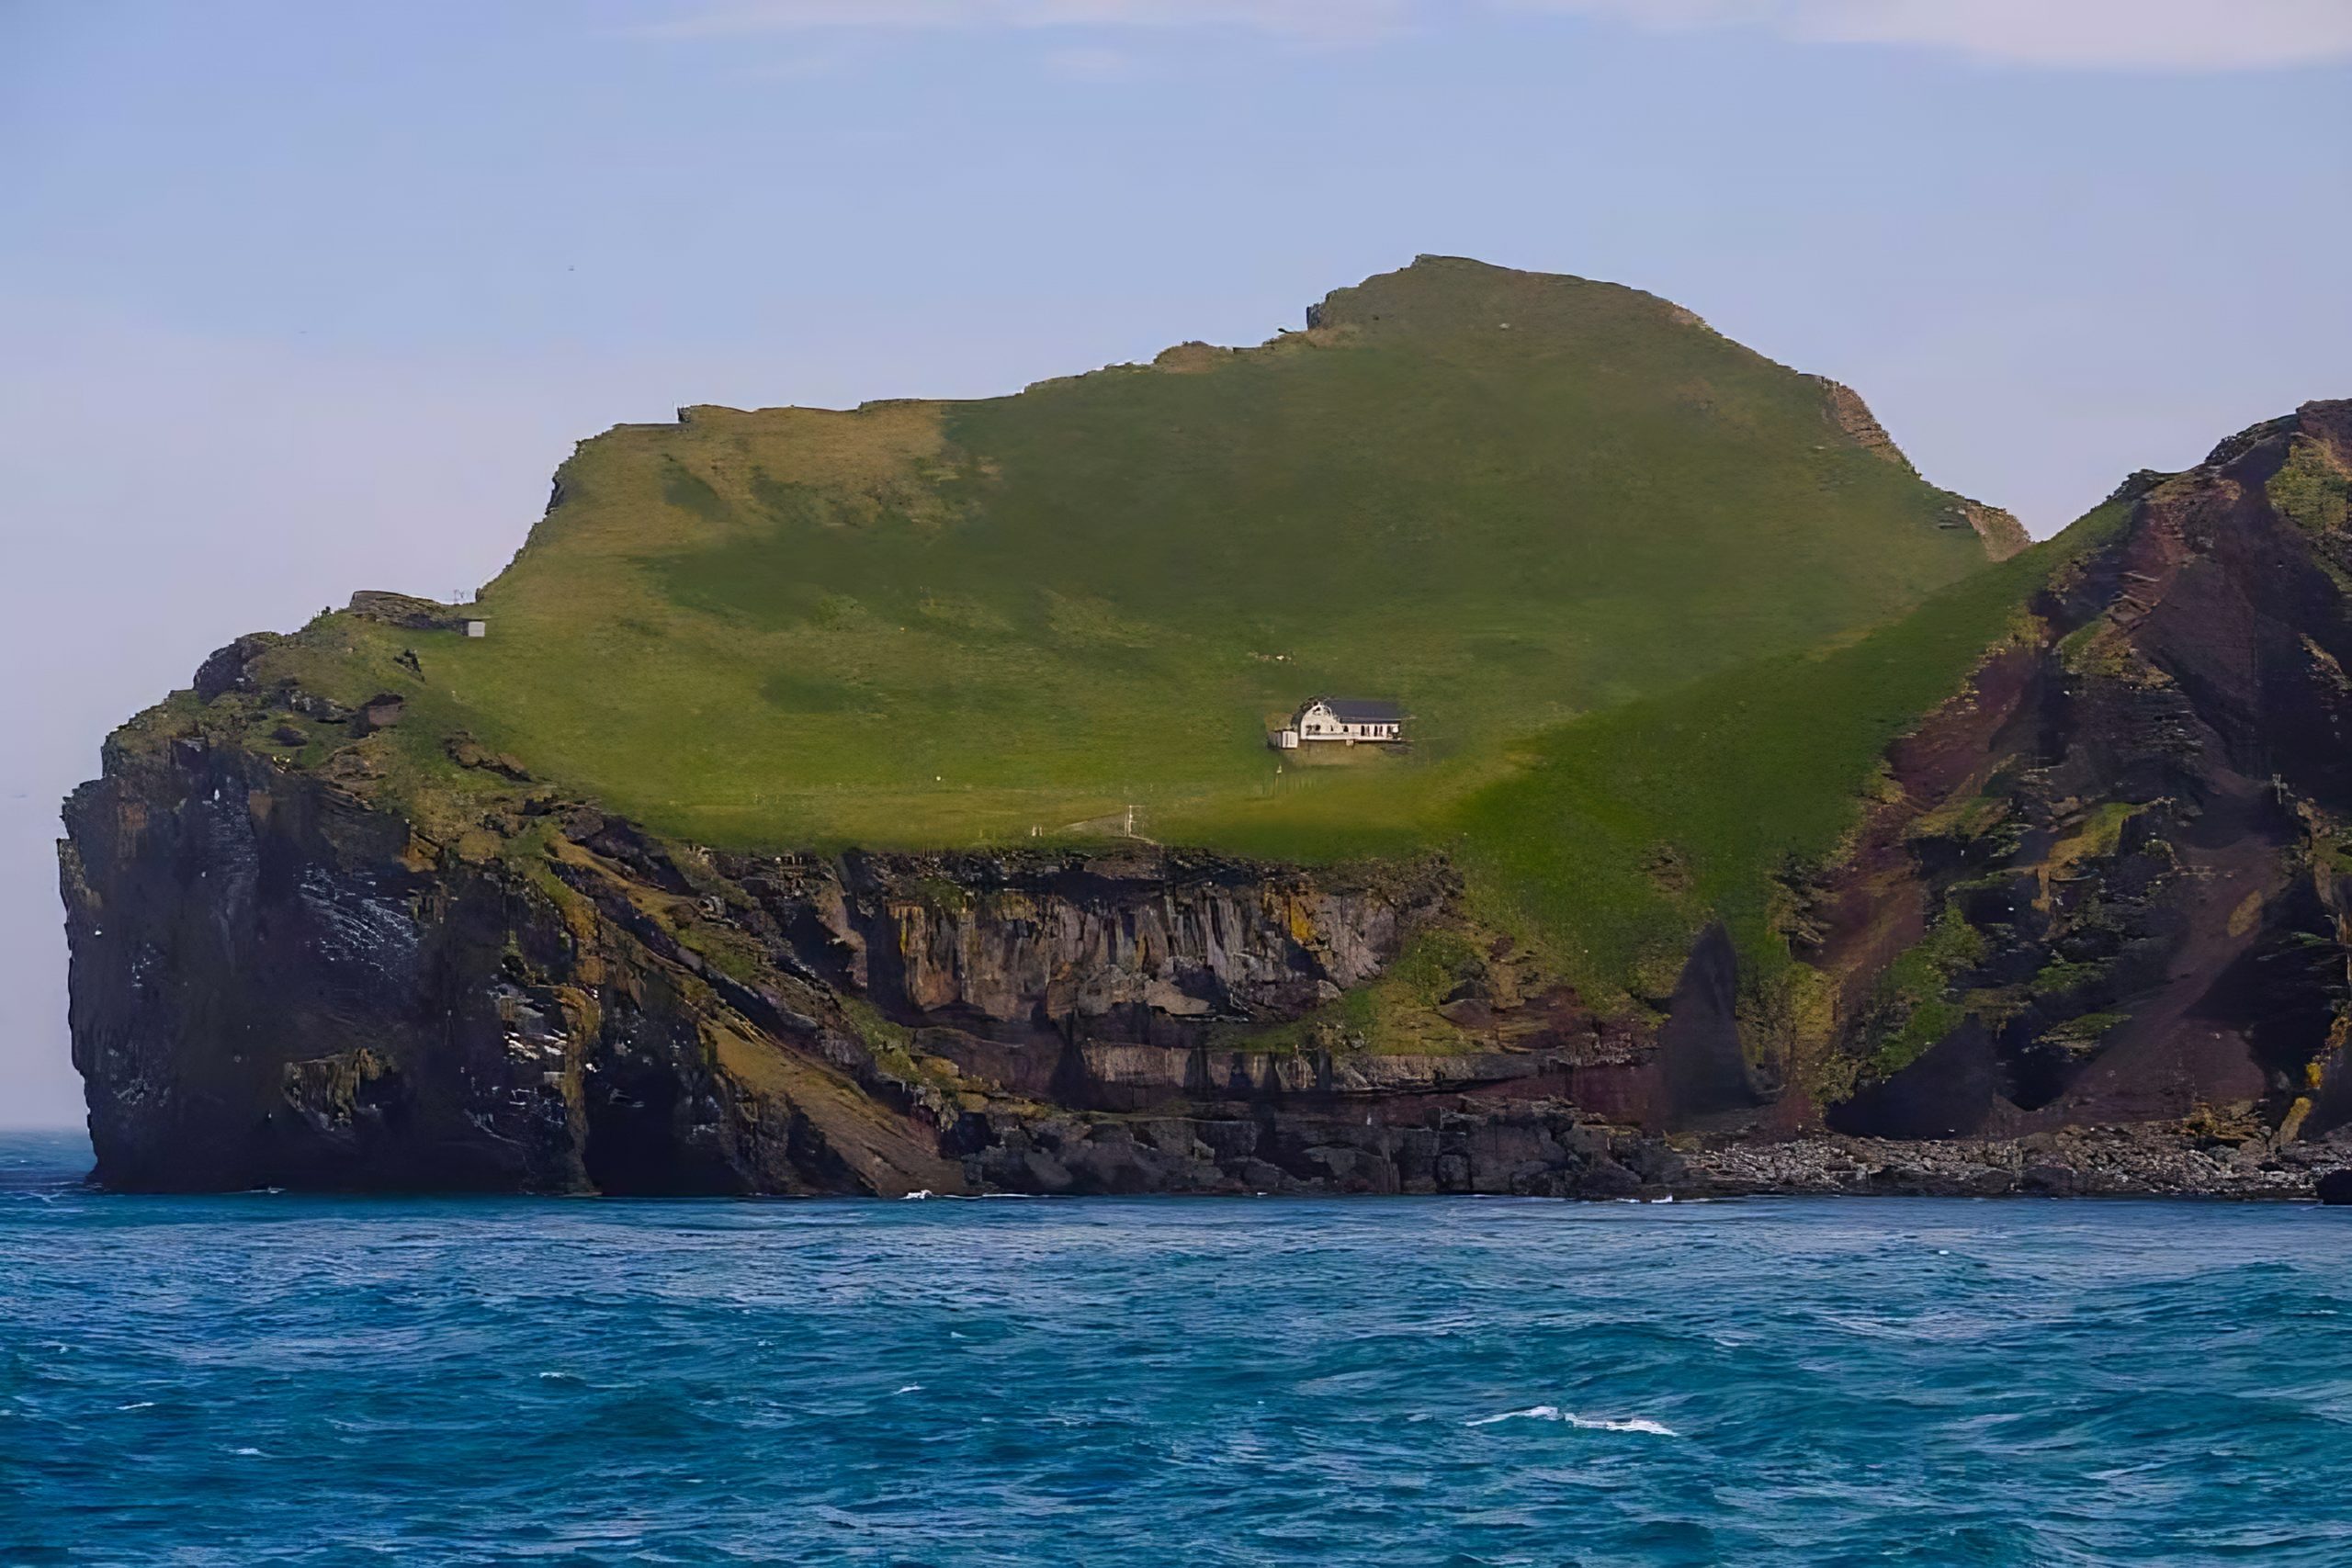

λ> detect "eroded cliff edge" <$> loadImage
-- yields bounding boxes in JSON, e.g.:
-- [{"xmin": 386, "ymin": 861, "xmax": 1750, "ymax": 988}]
[{"xmin": 59, "ymin": 400, "xmax": 2352, "ymax": 1196}]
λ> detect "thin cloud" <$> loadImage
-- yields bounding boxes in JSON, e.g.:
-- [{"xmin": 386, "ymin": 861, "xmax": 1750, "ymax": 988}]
[
  {"xmin": 1508, "ymin": 0, "xmax": 2352, "ymax": 71},
  {"xmin": 649, "ymin": 0, "xmax": 2352, "ymax": 69},
  {"xmin": 645, "ymin": 0, "xmax": 1418, "ymax": 43}
]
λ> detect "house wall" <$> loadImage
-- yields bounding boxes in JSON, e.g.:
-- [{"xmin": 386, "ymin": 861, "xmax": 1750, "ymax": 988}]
[{"xmin": 1294, "ymin": 704, "xmax": 1402, "ymax": 742}]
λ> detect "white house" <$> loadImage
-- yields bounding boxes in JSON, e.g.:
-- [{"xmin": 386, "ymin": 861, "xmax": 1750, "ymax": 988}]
[{"xmin": 1277, "ymin": 696, "xmax": 1407, "ymax": 749}]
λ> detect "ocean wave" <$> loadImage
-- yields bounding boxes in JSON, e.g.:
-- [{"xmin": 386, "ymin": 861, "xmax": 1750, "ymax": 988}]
[
  {"xmin": 9, "ymin": 1143, "xmax": 2348, "ymax": 1566},
  {"xmin": 1465, "ymin": 1404, "xmax": 1679, "ymax": 1437}
]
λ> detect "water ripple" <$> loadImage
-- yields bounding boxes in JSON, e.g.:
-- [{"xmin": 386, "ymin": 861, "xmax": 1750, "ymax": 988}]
[{"xmin": 6, "ymin": 1130, "xmax": 2352, "ymax": 1565}]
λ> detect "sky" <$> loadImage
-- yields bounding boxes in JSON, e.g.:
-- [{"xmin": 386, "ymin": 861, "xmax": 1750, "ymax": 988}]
[{"xmin": 2, "ymin": 1, "xmax": 2348, "ymax": 1125}]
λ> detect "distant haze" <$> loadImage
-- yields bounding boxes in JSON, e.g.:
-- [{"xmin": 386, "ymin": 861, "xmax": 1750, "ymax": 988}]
[{"xmin": 3, "ymin": 1, "xmax": 2347, "ymax": 1124}]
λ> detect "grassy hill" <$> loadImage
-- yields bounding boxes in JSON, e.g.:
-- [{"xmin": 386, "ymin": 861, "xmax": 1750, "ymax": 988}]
[
  {"xmin": 220, "ymin": 255, "xmax": 2074, "ymax": 1009},
  {"xmin": 282, "ymin": 257, "xmax": 2007, "ymax": 852}
]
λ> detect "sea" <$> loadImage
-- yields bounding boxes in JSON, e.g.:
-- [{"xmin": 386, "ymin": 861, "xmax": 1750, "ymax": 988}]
[{"xmin": 6, "ymin": 1128, "xmax": 2352, "ymax": 1566}]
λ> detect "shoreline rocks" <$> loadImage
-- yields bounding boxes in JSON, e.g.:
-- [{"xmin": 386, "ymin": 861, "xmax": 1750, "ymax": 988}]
[{"xmin": 1685, "ymin": 1126, "xmax": 2348, "ymax": 1201}]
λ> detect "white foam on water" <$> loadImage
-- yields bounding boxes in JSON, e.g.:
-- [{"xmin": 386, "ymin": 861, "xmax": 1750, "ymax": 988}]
[
  {"xmin": 893, "ymin": 1384, "xmax": 922, "ymax": 1394},
  {"xmin": 1465, "ymin": 1404, "xmax": 1679, "ymax": 1437},
  {"xmin": 901, "ymin": 1190, "xmax": 934, "ymax": 1201},
  {"xmin": 232, "ymin": 1447, "xmax": 265, "ymax": 1457},
  {"xmin": 116, "ymin": 1402, "xmax": 155, "ymax": 1411}
]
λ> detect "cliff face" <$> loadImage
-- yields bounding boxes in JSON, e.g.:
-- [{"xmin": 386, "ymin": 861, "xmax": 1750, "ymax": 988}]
[
  {"xmin": 64, "ymin": 729, "xmax": 1690, "ymax": 1195},
  {"xmin": 1797, "ymin": 400, "xmax": 2352, "ymax": 1145},
  {"xmin": 57, "ymin": 401, "xmax": 2352, "ymax": 1196}
]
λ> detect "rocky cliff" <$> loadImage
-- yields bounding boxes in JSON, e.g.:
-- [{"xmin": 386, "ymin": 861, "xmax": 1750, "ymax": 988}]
[
  {"xmin": 59, "ymin": 401, "xmax": 2352, "ymax": 1196},
  {"xmin": 1792, "ymin": 401, "xmax": 2352, "ymax": 1148}
]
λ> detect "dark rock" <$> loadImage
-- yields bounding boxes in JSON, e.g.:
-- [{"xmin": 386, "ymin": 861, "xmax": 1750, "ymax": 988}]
[
  {"xmin": 346, "ymin": 591, "xmax": 469, "ymax": 632},
  {"xmin": 286, "ymin": 690, "xmax": 353, "ymax": 724},
  {"xmin": 191, "ymin": 634, "xmax": 277, "ymax": 702},
  {"xmin": 1579, "ymin": 1157, "xmax": 1642, "ymax": 1198},
  {"xmin": 2019, "ymin": 1163, "xmax": 2081, "ymax": 1197},
  {"xmin": 355, "ymin": 694, "xmax": 405, "ymax": 733},
  {"xmin": 1655, "ymin": 921, "xmax": 1764, "ymax": 1127},
  {"xmin": 2315, "ymin": 1168, "xmax": 2352, "ymax": 1206},
  {"xmin": 445, "ymin": 732, "xmax": 533, "ymax": 781},
  {"xmin": 1829, "ymin": 1019, "xmax": 2000, "ymax": 1140}
]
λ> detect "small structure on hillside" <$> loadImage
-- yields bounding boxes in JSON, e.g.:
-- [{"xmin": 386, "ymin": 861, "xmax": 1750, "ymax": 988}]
[
  {"xmin": 345, "ymin": 591, "xmax": 489, "ymax": 639},
  {"xmin": 1275, "ymin": 696, "xmax": 1408, "ymax": 750}
]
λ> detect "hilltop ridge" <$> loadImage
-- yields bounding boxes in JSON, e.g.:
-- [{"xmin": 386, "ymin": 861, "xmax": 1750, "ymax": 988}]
[{"xmin": 216, "ymin": 255, "xmax": 2010, "ymax": 865}]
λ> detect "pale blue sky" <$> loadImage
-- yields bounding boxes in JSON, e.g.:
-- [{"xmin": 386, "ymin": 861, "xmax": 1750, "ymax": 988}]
[{"xmin": 3, "ymin": 1, "xmax": 2347, "ymax": 1123}]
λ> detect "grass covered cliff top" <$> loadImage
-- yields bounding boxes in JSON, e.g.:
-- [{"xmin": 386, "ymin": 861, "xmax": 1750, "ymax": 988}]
[{"xmin": 199, "ymin": 254, "xmax": 2064, "ymax": 1000}]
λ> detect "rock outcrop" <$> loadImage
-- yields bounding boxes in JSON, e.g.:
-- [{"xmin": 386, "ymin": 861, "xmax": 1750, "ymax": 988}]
[
  {"xmin": 1816, "ymin": 376, "xmax": 2030, "ymax": 559},
  {"xmin": 345, "ymin": 591, "xmax": 477, "ymax": 633}
]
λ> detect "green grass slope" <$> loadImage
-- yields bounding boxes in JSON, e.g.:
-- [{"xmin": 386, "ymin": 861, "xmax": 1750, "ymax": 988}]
[
  {"xmin": 304, "ymin": 255, "xmax": 2003, "ymax": 857},
  {"xmin": 1448, "ymin": 501, "xmax": 2129, "ymax": 1000}
]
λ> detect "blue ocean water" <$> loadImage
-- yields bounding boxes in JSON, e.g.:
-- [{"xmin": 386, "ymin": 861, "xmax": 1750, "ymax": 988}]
[{"xmin": 6, "ymin": 1129, "xmax": 2352, "ymax": 1566}]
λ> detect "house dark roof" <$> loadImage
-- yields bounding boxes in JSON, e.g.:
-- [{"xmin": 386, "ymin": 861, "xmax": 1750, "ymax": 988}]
[{"xmin": 1299, "ymin": 696, "xmax": 1407, "ymax": 724}]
